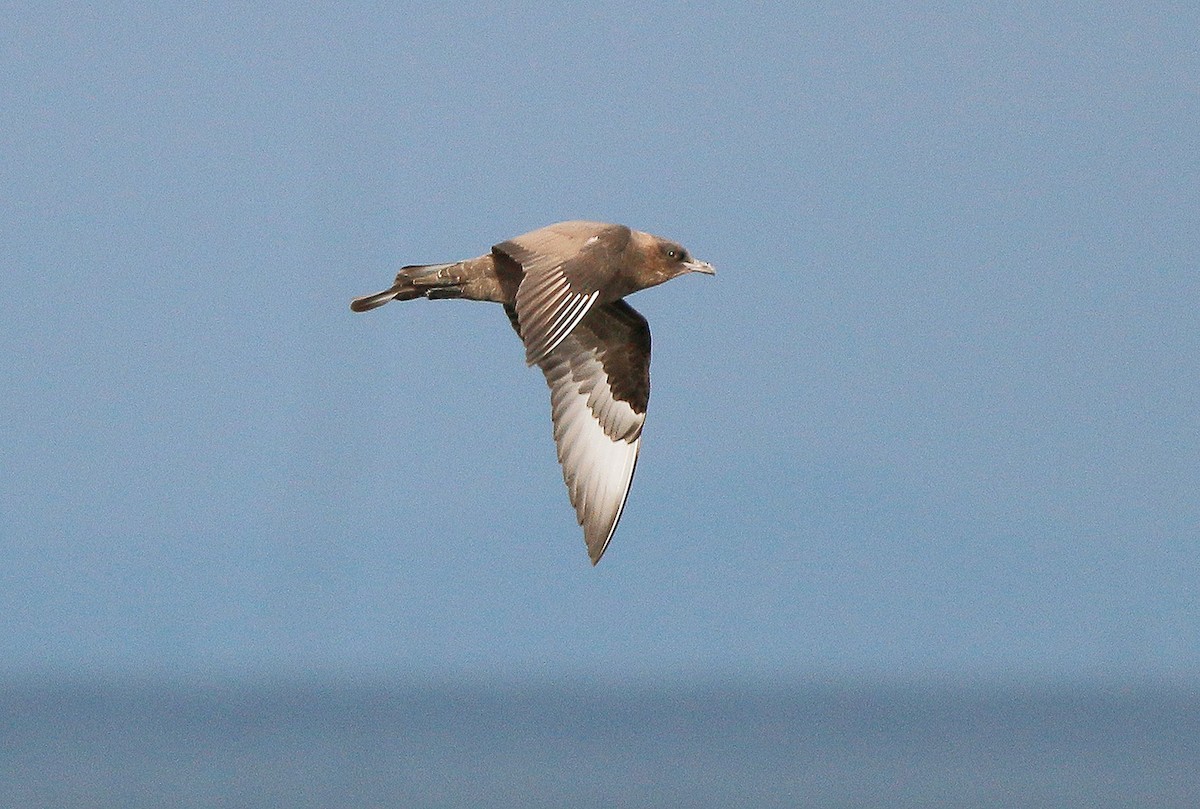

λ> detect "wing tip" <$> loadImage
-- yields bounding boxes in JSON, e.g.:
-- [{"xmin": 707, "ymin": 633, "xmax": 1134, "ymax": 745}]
[
  {"xmin": 583, "ymin": 504, "xmax": 625, "ymax": 566},
  {"xmin": 587, "ymin": 537, "xmax": 611, "ymax": 565}
]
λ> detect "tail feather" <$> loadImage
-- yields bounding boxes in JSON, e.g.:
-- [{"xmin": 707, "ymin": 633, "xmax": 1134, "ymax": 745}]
[
  {"xmin": 351, "ymin": 285, "xmax": 404, "ymax": 312},
  {"xmin": 350, "ymin": 263, "xmax": 461, "ymax": 312}
]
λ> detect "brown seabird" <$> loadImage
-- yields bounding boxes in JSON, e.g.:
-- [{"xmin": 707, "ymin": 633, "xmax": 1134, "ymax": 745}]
[{"xmin": 351, "ymin": 220, "xmax": 714, "ymax": 564}]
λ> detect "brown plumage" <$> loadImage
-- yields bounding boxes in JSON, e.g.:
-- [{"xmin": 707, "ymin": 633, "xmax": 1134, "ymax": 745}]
[{"xmin": 351, "ymin": 220, "xmax": 714, "ymax": 564}]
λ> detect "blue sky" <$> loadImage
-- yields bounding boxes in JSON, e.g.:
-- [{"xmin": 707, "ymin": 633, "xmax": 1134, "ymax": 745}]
[{"xmin": 2, "ymin": 2, "xmax": 1196, "ymax": 683}]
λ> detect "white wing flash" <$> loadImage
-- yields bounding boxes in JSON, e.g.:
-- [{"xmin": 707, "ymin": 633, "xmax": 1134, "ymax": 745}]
[{"xmin": 543, "ymin": 343, "xmax": 644, "ymax": 563}]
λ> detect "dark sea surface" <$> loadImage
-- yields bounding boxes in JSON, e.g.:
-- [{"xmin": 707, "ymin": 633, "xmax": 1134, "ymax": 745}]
[{"xmin": 2, "ymin": 677, "xmax": 1196, "ymax": 808}]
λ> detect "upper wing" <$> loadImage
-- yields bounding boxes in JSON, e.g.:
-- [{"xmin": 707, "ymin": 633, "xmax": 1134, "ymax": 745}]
[
  {"xmin": 497, "ymin": 222, "xmax": 632, "ymax": 366},
  {"xmin": 506, "ymin": 300, "xmax": 651, "ymax": 564}
]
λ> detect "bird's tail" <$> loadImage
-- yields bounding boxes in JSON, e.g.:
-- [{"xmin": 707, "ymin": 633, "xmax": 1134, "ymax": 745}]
[{"xmin": 350, "ymin": 263, "xmax": 463, "ymax": 312}]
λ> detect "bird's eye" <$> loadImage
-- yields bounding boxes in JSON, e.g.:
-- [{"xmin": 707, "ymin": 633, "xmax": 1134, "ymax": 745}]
[{"xmin": 667, "ymin": 249, "xmax": 677, "ymax": 258}]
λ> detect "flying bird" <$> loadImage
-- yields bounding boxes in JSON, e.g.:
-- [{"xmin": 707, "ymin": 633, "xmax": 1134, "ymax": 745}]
[{"xmin": 351, "ymin": 220, "xmax": 714, "ymax": 564}]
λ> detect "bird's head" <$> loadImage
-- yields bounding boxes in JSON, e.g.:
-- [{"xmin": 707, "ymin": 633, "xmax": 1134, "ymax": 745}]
[{"xmin": 646, "ymin": 237, "xmax": 716, "ymax": 285}]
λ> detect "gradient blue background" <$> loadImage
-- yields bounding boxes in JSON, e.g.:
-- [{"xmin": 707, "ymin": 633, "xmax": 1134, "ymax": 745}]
[{"xmin": 2, "ymin": 2, "xmax": 1197, "ymax": 686}]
